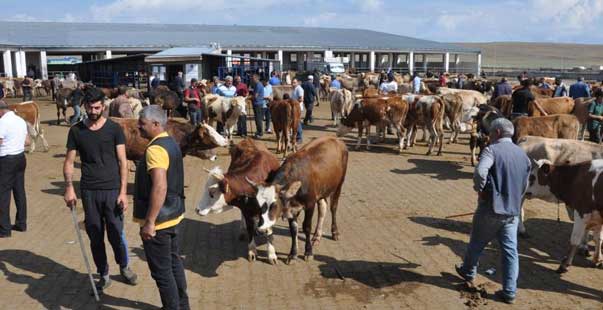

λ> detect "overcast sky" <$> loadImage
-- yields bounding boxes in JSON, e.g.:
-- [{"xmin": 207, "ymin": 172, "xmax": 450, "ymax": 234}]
[{"xmin": 3, "ymin": 0, "xmax": 601, "ymax": 44}]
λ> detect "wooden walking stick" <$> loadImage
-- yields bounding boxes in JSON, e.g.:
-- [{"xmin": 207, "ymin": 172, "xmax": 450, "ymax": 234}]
[{"xmin": 445, "ymin": 212, "xmax": 475, "ymax": 219}]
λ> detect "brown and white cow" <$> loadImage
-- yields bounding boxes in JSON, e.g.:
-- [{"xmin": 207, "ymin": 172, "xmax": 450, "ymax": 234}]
[
  {"xmin": 247, "ymin": 136, "xmax": 348, "ymax": 263},
  {"xmin": 202, "ymin": 95, "xmax": 247, "ymax": 140},
  {"xmin": 196, "ymin": 139, "xmax": 281, "ymax": 264},
  {"xmin": 8, "ymin": 101, "xmax": 49, "ymax": 153},
  {"xmin": 525, "ymin": 159, "xmax": 603, "ymax": 273},
  {"xmin": 405, "ymin": 95, "xmax": 446, "ymax": 156},
  {"xmin": 328, "ymin": 88, "xmax": 353, "ymax": 127},
  {"xmin": 270, "ymin": 97, "xmax": 301, "ymax": 156},
  {"xmin": 55, "ymin": 88, "xmax": 73, "ymax": 125},
  {"xmin": 513, "ymin": 114, "xmax": 579, "ymax": 141},
  {"xmin": 111, "ymin": 117, "xmax": 228, "ymax": 161}
]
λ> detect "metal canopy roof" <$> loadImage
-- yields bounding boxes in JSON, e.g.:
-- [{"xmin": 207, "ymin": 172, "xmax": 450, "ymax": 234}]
[
  {"xmin": 0, "ymin": 21, "xmax": 480, "ymax": 54},
  {"xmin": 145, "ymin": 47, "xmax": 280, "ymax": 63}
]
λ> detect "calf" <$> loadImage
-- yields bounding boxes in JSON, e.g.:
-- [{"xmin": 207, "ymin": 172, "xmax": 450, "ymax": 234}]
[
  {"xmin": 112, "ymin": 118, "xmax": 228, "ymax": 161},
  {"xmin": 55, "ymin": 88, "xmax": 73, "ymax": 125},
  {"xmin": 203, "ymin": 95, "xmax": 247, "ymax": 139},
  {"xmin": 405, "ymin": 95, "xmax": 445, "ymax": 155},
  {"xmin": 440, "ymin": 92, "xmax": 465, "ymax": 144},
  {"xmin": 247, "ymin": 136, "xmax": 348, "ymax": 263},
  {"xmin": 196, "ymin": 139, "xmax": 281, "ymax": 264},
  {"xmin": 525, "ymin": 159, "xmax": 603, "ymax": 273},
  {"xmin": 8, "ymin": 101, "xmax": 49, "ymax": 153},
  {"xmin": 513, "ymin": 114, "xmax": 579, "ymax": 142},
  {"xmin": 336, "ymin": 97, "xmax": 387, "ymax": 150},
  {"xmin": 269, "ymin": 98, "xmax": 301, "ymax": 156}
]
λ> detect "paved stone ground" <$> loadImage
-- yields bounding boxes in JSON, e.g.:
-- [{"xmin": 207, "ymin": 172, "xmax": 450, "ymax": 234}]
[{"xmin": 0, "ymin": 96, "xmax": 602, "ymax": 309}]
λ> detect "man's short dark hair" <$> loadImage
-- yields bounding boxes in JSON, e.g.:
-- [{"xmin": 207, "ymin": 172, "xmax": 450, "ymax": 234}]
[
  {"xmin": 521, "ymin": 79, "xmax": 531, "ymax": 87},
  {"xmin": 118, "ymin": 86, "xmax": 128, "ymax": 96},
  {"xmin": 82, "ymin": 87, "xmax": 105, "ymax": 105},
  {"xmin": 595, "ymin": 89, "xmax": 603, "ymax": 98}
]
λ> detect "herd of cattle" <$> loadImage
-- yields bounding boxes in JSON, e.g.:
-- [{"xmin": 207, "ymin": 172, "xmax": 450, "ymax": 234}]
[{"xmin": 3, "ymin": 72, "xmax": 603, "ymax": 278}]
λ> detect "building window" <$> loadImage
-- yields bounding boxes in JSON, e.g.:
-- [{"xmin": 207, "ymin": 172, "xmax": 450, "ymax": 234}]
[
  {"xmin": 355, "ymin": 54, "xmax": 360, "ymax": 62},
  {"xmin": 290, "ymin": 53, "xmax": 297, "ymax": 62},
  {"xmin": 362, "ymin": 54, "xmax": 367, "ymax": 62}
]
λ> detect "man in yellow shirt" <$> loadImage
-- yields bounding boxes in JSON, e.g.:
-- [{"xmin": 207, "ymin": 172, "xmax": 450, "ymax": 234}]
[{"xmin": 134, "ymin": 105, "xmax": 189, "ymax": 310}]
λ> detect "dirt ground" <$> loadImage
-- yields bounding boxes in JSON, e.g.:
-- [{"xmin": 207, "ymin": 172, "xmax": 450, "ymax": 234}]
[{"xmin": 0, "ymin": 96, "xmax": 602, "ymax": 310}]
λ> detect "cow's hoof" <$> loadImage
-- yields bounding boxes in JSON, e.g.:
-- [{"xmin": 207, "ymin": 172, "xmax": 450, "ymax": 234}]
[
  {"xmin": 268, "ymin": 255, "xmax": 278, "ymax": 265},
  {"xmin": 311, "ymin": 237, "xmax": 321, "ymax": 247},
  {"xmin": 426, "ymin": 151, "xmax": 432, "ymax": 156},
  {"xmin": 286, "ymin": 255, "xmax": 298, "ymax": 265},
  {"xmin": 248, "ymin": 252, "xmax": 257, "ymax": 262},
  {"xmin": 332, "ymin": 233, "xmax": 340, "ymax": 241},
  {"xmin": 556, "ymin": 264, "xmax": 569, "ymax": 274},
  {"xmin": 304, "ymin": 254, "xmax": 313, "ymax": 262}
]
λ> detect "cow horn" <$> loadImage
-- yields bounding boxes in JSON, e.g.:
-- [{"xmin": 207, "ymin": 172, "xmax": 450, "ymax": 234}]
[
  {"xmin": 204, "ymin": 167, "xmax": 224, "ymax": 180},
  {"xmin": 244, "ymin": 176, "xmax": 258, "ymax": 188}
]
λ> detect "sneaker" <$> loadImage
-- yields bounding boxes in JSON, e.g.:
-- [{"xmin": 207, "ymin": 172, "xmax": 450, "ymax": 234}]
[
  {"xmin": 494, "ymin": 290, "xmax": 516, "ymax": 304},
  {"xmin": 90, "ymin": 276, "xmax": 111, "ymax": 295},
  {"xmin": 266, "ymin": 129, "xmax": 273, "ymax": 134},
  {"xmin": 120, "ymin": 267, "xmax": 138, "ymax": 285},
  {"xmin": 455, "ymin": 264, "xmax": 474, "ymax": 282}
]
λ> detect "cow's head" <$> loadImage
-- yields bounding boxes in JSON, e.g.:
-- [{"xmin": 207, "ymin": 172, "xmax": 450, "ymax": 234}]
[
  {"xmin": 231, "ymin": 97, "xmax": 247, "ymax": 116},
  {"xmin": 246, "ymin": 178, "xmax": 302, "ymax": 232},
  {"xmin": 188, "ymin": 123, "xmax": 228, "ymax": 156},
  {"xmin": 196, "ymin": 167, "xmax": 233, "ymax": 216},
  {"xmin": 525, "ymin": 159, "xmax": 557, "ymax": 202}
]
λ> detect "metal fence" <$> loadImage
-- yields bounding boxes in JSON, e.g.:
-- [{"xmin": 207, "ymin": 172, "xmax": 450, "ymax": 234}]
[{"xmin": 482, "ymin": 66, "xmax": 603, "ymax": 81}]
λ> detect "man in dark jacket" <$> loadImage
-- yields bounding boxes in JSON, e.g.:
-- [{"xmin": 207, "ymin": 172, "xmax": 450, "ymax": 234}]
[
  {"xmin": 491, "ymin": 77, "xmax": 512, "ymax": 101},
  {"xmin": 569, "ymin": 77, "xmax": 591, "ymax": 99},
  {"xmin": 455, "ymin": 118, "xmax": 531, "ymax": 304},
  {"xmin": 301, "ymin": 75, "xmax": 317, "ymax": 125},
  {"xmin": 511, "ymin": 79, "xmax": 534, "ymax": 118}
]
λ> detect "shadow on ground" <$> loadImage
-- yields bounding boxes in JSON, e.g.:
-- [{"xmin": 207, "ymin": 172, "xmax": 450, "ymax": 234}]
[
  {"xmin": 391, "ymin": 158, "xmax": 472, "ymax": 180},
  {"xmin": 0, "ymin": 249, "xmax": 157, "ymax": 310}
]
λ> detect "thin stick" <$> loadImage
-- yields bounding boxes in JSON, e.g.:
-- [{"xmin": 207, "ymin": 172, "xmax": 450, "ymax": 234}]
[
  {"xmin": 70, "ymin": 206, "xmax": 100, "ymax": 302},
  {"xmin": 445, "ymin": 212, "xmax": 475, "ymax": 219}
]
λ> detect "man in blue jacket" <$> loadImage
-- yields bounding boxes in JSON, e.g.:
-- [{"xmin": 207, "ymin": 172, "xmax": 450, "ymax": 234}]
[
  {"xmin": 569, "ymin": 77, "xmax": 591, "ymax": 99},
  {"xmin": 491, "ymin": 78, "xmax": 512, "ymax": 101},
  {"xmin": 455, "ymin": 118, "xmax": 531, "ymax": 305}
]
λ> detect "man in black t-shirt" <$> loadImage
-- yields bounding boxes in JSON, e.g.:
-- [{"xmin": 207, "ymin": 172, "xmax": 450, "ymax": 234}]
[
  {"xmin": 511, "ymin": 79, "xmax": 535, "ymax": 118},
  {"xmin": 63, "ymin": 87, "xmax": 138, "ymax": 293}
]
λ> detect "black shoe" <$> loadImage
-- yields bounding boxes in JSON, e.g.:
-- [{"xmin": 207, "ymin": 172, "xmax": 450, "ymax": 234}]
[
  {"xmin": 90, "ymin": 276, "xmax": 111, "ymax": 295},
  {"xmin": 494, "ymin": 290, "xmax": 516, "ymax": 304},
  {"xmin": 11, "ymin": 225, "xmax": 26, "ymax": 232},
  {"xmin": 120, "ymin": 267, "xmax": 138, "ymax": 285},
  {"xmin": 455, "ymin": 264, "xmax": 474, "ymax": 282}
]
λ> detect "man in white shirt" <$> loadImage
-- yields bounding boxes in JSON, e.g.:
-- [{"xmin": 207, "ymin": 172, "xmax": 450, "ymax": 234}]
[
  {"xmin": 0, "ymin": 100, "xmax": 30, "ymax": 237},
  {"xmin": 412, "ymin": 73, "xmax": 422, "ymax": 94},
  {"xmin": 379, "ymin": 75, "xmax": 398, "ymax": 94},
  {"xmin": 291, "ymin": 78, "xmax": 304, "ymax": 143}
]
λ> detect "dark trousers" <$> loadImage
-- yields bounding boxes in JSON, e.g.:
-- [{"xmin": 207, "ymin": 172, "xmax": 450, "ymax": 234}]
[
  {"xmin": 23, "ymin": 88, "xmax": 32, "ymax": 102},
  {"xmin": 253, "ymin": 106, "xmax": 265, "ymax": 136},
  {"xmin": 237, "ymin": 115, "xmax": 247, "ymax": 136},
  {"xmin": 589, "ymin": 127, "xmax": 602, "ymax": 143},
  {"xmin": 0, "ymin": 153, "xmax": 27, "ymax": 235},
  {"xmin": 81, "ymin": 189, "xmax": 129, "ymax": 276},
  {"xmin": 304, "ymin": 101, "xmax": 314, "ymax": 123},
  {"xmin": 143, "ymin": 224, "xmax": 189, "ymax": 310}
]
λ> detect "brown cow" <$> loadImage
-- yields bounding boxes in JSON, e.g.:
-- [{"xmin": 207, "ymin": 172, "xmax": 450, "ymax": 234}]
[
  {"xmin": 336, "ymin": 97, "xmax": 387, "ymax": 150},
  {"xmin": 525, "ymin": 159, "xmax": 603, "ymax": 273},
  {"xmin": 513, "ymin": 114, "xmax": 579, "ymax": 142},
  {"xmin": 529, "ymin": 97, "xmax": 575, "ymax": 117},
  {"xmin": 196, "ymin": 139, "xmax": 281, "ymax": 264},
  {"xmin": 248, "ymin": 136, "xmax": 348, "ymax": 263},
  {"xmin": 272, "ymin": 85, "xmax": 294, "ymax": 100},
  {"xmin": 491, "ymin": 95, "xmax": 512, "ymax": 118},
  {"xmin": 8, "ymin": 101, "xmax": 49, "ymax": 153},
  {"xmin": 529, "ymin": 85, "xmax": 553, "ymax": 98},
  {"xmin": 269, "ymin": 98, "xmax": 301, "ymax": 156},
  {"xmin": 111, "ymin": 117, "xmax": 228, "ymax": 161},
  {"xmin": 441, "ymin": 92, "xmax": 465, "ymax": 143}
]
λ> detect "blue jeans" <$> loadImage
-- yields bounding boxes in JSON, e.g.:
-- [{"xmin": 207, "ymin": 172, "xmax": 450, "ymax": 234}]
[
  {"xmin": 296, "ymin": 122, "xmax": 303, "ymax": 142},
  {"xmin": 188, "ymin": 107, "xmax": 202, "ymax": 126},
  {"xmin": 253, "ymin": 106, "xmax": 265, "ymax": 136},
  {"xmin": 70, "ymin": 104, "xmax": 81, "ymax": 125},
  {"xmin": 459, "ymin": 201, "xmax": 519, "ymax": 298}
]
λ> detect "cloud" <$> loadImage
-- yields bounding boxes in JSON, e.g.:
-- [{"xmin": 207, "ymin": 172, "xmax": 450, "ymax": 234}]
[
  {"xmin": 7, "ymin": 14, "xmax": 44, "ymax": 22},
  {"xmin": 304, "ymin": 12, "xmax": 337, "ymax": 27},
  {"xmin": 355, "ymin": 0, "xmax": 383, "ymax": 12}
]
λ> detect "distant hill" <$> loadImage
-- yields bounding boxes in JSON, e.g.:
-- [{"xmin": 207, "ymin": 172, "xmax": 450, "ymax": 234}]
[{"xmin": 455, "ymin": 42, "xmax": 603, "ymax": 69}]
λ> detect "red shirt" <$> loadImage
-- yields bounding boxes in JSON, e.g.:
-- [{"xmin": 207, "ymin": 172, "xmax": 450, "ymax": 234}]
[
  {"xmin": 184, "ymin": 87, "xmax": 201, "ymax": 108},
  {"xmin": 235, "ymin": 82, "xmax": 249, "ymax": 97}
]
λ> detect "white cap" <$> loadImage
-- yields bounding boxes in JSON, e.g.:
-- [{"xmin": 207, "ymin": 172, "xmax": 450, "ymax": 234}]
[{"xmin": 308, "ymin": 75, "xmax": 314, "ymax": 80}]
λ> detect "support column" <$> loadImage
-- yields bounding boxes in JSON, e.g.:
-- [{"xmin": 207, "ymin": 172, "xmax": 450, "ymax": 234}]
[
  {"xmin": 454, "ymin": 54, "xmax": 460, "ymax": 73},
  {"xmin": 369, "ymin": 50, "xmax": 375, "ymax": 72},
  {"xmin": 388, "ymin": 53, "xmax": 393, "ymax": 70},
  {"xmin": 408, "ymin": 51, "xmax": 414, "ymax": 75},
  {"xmin": 3, "ymin": 50, "xmax": 13, "ymax": 78},
  {"xmin": 476, "ymin": 53, "xmax": 482, "ymax": 76},
  {"xmin": 40, "ymin": 50, "xmax": 48, "ymax": 80},
  {"xmin": 422, "ymin": 54, "xmax": 428, "ymax": 73},
  {"xmin": 105, "ymin": 50, "xmax": 112, "ymax": 59},
  {"xmin": 444, "ymin": 52, "xmax": 450, "ymax": 73},
  {"xmin": 226, "ymin": 49, "xmax": 232, "ymax": 68},
  {"xmin": 277, "ymin": 50, "xmax": 283, "ymax": 72},
  {"xmin": 14, "ymin": 51, "xmax": 26, "ymax": 78},
  {"xmin": 350, "ymin": 52, "xmax": 355, "ymax": 69},
  {"xmin": 20, "ymin": 51, "xmax": 27, "ymax": 77}
]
